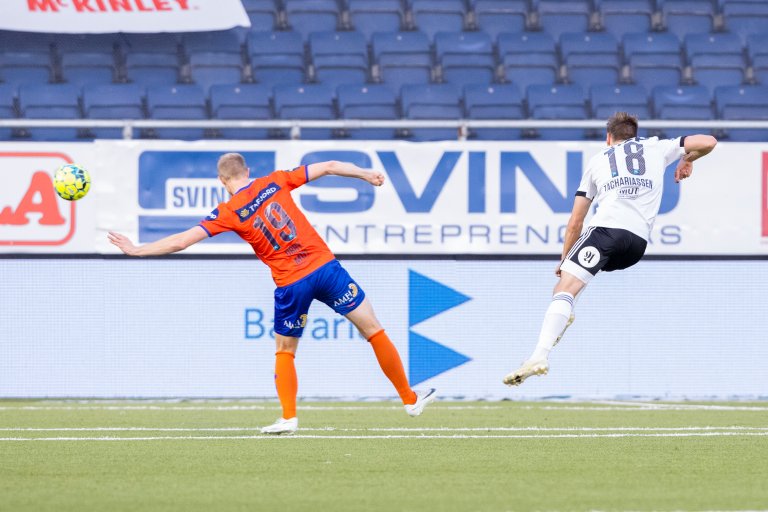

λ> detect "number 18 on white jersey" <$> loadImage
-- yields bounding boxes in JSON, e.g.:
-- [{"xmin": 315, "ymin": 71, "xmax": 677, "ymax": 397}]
[{"xmin": 577, "ymin": 136, "xmax": 686, "ymax": 241}]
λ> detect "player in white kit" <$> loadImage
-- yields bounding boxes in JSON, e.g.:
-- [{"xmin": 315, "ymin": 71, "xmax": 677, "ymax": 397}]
[{"xmin": 504, "ymin": 112, "xmax": 717, "ymax": 386}]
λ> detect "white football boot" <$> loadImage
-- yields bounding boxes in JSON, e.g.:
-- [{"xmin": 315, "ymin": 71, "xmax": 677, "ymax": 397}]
[
  {"xmin": 404, "ymin": 388, "xmax": 437, "ymax": 417},
  {"xmin": 503, "ymin": 359, "xmax": 549, "ymax": 387},
  {"xmin": 260, "ymin": 417, "xmax": 298, "ymax": 435}
]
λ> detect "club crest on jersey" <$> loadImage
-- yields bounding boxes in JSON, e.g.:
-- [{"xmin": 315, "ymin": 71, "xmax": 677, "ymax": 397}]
[
  {"xmin": 333, "ymin": 283, "xmax": 359, "ymax": 307},
  {"xmin": 578, "ymin": 246, "xmax": 601, "ymax": 268},
  {"xmin": 205, "ymin": 208, "xmax": 219, "ymax": 221},
  {"xmin": 237, "ymin": 182, "xmax": 281, "ymax": 222}
]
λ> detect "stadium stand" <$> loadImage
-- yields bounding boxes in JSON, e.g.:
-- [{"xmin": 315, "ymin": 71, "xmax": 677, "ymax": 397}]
[
  {"xmin": 0, "ymin": 0, "xmax": 764, "ymax": 141},
  {"xmin": 715, "ymin": 84, "xmax": 768, "ymax": 141},
  {"xmin": 18, "ymin": 84, "xmax": 82, "ymax": 141}
]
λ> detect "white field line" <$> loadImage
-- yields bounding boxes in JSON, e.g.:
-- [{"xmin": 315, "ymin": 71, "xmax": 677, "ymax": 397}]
[
  {"xmin": 3, "ymin": 432, "xmax": 768, "ymax": 442},
  {"xmin": 1, "ymin": 404, "xmax": 767, "ymax": 412},
  {"xmin": 2, "ymin": 426, "xmax": 768, "ymax": 432}
]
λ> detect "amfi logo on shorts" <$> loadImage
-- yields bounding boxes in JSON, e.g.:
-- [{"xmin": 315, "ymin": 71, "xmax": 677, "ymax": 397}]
[{"xmin": 333, "ymin": 283, "xmax": 359, "ymax": 307}]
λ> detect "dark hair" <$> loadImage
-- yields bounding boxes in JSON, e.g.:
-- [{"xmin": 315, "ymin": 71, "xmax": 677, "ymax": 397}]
[{"xmin": 606, "ymin": 112, "xmax": 638, "ymax": 141}]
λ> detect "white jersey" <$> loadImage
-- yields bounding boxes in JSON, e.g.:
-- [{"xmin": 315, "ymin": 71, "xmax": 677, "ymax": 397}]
[{"xmin": 577, "ymin": 136, "xmax": 686, "ymax": 240}]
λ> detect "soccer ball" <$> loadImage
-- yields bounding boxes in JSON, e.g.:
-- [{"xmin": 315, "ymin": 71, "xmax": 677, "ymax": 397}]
[{"xmin": 53, "ymin": 164, "xmax": 91, "ymax": 201}]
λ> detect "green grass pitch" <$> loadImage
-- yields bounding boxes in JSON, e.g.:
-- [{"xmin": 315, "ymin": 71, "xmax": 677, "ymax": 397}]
[{"xmin": 1, "ymin": 400, "xmax": 767, "ymax": 512}]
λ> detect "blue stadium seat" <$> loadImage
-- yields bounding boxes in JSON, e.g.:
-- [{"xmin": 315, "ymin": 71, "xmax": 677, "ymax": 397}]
[
  {"xmin": 348, "ymin": 0, "xmax": 404, "ymax": 41},
  {"xmin": 60, "ymin": 53, "xmax": 118, "ymax": 88},
  {"xmin": 715, "ymin": 85, "xmax": 768, "ymax": 141},
  {"xmin": 411, "ymin": 0, "xmax": 466, "ymax": 40},
  {"xmin": 210, "ymin": 84, "xmax": 273, "ymax": 139},
  {"xmin": 274, "ymin": 84, "xmax": 335, "ymax": 139},
  {"xmin": 0, "ymin": 31, "xmax": 54, "ymax": 52},
  {"xmin": 653, "ymin": 85, "xmax": 713, "ymax": 137},
  {"xmin": 372, "ymin": 31, "xmax": 432, "ymax": 92},
  {"xmin": 0, "ymin": 51, "xmax": 54, "ymax": 86},
  {"xmin": 684, "ymin": 33, "xmax": 743, "ymax": 62},
  {"xmin": 337, "ymin": 84, "xmax": 398, "ymax": 139},
  {"xmin": 560, "ymin": 32, "xmax": 620, "ymax": 90},
  {"xmin": 534, "ymin": 0, "xmax": 591, "ymax": 42},
  {"xmin": 435, "ymin": 31, "xmax": 496, "ymax": 88},
  {"xmin": 183, "ymin": 31, "xmax": 245, "ymax": 91},
  {"xmin": 749, "ymin": 33, "xmax": 768, "ymax": 85},
  {"xmin": 18, "ymin": 84, "xmax": 82, "ymax": 141},
  {"xmin": 723, "ymin": 2, "xmax": 768, "ymax": 44},
  {"xmin": 464, "ymin": 84, "xmax": 524, "ymax": 140},
  {"xmin": 121, "ymin": 34, "xmax": 181, "ymax": 86},
  {"xmin": 241, "ymin": 0, "xmax": 278, "ymax": 31},
  {"xmin": 715, "ymin": 84, "xmax": 768, "ymax": 141},
  {"xmin": 53, "ymin": 33, "xmax": 120, "ymax": 54},
  {"xmin": 309, "ymin": 31, "xmax": 369, "ymax": 88},
  {"xmin": 527, "ymin": 84, "xmax": 588, "ymax": 140},
  {"xmin": 498, "ymin": 32, "xmax": 558, "ymax": 92},
  {"xmin": 684, "ymin": 33, "xmax": 745, "ymax": 95},
  {"xmin": 623, "ymin": 32, "xmax": 682, "ymax": 91},
  {"xmin": 660, "ymin": 0, "xmax": 715, "ymax": 40},
  {"xmin": 590, "ymin": 85, "xmax": 651, "ymax": 135},
  {"xmin": 595, "ymin": 0, "xmax": 653, "ymax": 40},
  {"xmin": 0, "ymin": 84, "xmax": 17, "ymax": 140},
  {"xmin": 401, "ymin": 83, "xmax": 461, "ymax": 141},
  {"xmin": 146, "ymin": 84, "xmax": 208, "ymax": 140},
  {"xmin": 472, "ymin": 0, "xmax": 528, "ymax": 41},
  {"xmin": 82, "ymin": 84, "xmax": 145, "ymax": 139},
  {"xmin": 284, "ymin": 0, "xmax": 340, "ymax": 38},
  {"xmin": 247, "ymin": 31, "xmax": 306, "ymax": 86}
]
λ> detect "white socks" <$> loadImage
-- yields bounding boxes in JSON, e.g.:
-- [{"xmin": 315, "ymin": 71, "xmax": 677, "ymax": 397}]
[{"xmin": 529, "ymin": 292, "xmax": 574, "ymax": 362}]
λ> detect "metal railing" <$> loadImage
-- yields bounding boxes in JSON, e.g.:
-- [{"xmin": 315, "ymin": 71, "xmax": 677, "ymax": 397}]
[{"xmin": 0, "ymin": 119, "xmax": 766, "ymax": 140}]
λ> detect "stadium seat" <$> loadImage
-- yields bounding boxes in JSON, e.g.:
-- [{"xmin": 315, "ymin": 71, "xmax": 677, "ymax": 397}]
[
  {"xmin": 53, "ymin": 33, "xmax": 120, "ymax": 53},
  {"xmin": 534, "ymin": 0, "xmax": 591, "ymax": 42},
  {"xmin": 183, "ymin": 31, "xmax": 246, "ymax": 92},
  {"xmin": 684, "ymin": 33, "xmax": 743, "ymax": 63},
  {"xmin": 18, "ymin": 84, "xmax": 82, "ymax": 141},
  {"xmin": 714, "ymin": 85, "xmax": 768, "ymax": 141},
  {"xmin": 684, "ymin": 33, "xmax": 745, "ymax": 95},
  {"xmin": 723, "ymin": 1, "xmax": 768, "ymax": 44},
  {"xmin": 498, "ymin": 32, "xmax": 558, "ymax": 92},
  {"xmin": 241, "ymin": 0, "xmax": 279, "ymax": 31},
  {"xmin": 660, "ymin": 0, "xmax": 715, "ymax": 40},
  {"xmin": 472, "ymin": 0, "xmax": 528, "ymax": 41},
  {"xmin": 464, "ymin": 84, "xmax": 524, "ymax": 140},
  {"xmin": 401, "ymin": 83, "xmax": 462, "ymax": 141},
  {"xmin": 337, "ymin": 84, "xmax": 398, "ymax": 139},
  {"xmin": 0, "ymin": 84, "xmax": 17, "ymax": 140},
  {"xmin": 434, "ymin": 31, "xmax": 496, "ymax": 89},
  {"xmin": 372, "ymin": 31, "xmax": 433, "ymax": 93},
  {"xmin": 309, "ymin": 31, "xmax": 369, "ymax": 88},
  {"xmin": 595, "ymin": 0, "xmax": 653, "ymax": 40},
  {"xmin": 749, "ymin": 33, "xmax": 768, "ymax": 85},
  {"xmin": 653, "ymin": 85, "xmax": 713, "ymax": 138},
  {"xmin": 60, "ymin": 53, "xmax": 118, "ymax": 88},
  {"xmin": 623, "ymin": 32, "xmax": 683, "ymax": 91},
  {"xmin": 527, "ymin": 84, "xmax": 588, "ymax": 140},
  {"xmin": 121, "ymin": 34, "xmax": 182, "ymax": 86},
  {"xmin": 0, "ymin": 51, "xmax": 54, "ymax": 86},
  {"xmin": 210, "ymin": 84, "xmax": 273, "ymax": 139},
  {"xmin": 274, "ymin": 84, "xmax": 335, "ymax": 139},
  {"xmin": 82, "ymin": 84, "xmax": 145, "ymax": 139},
  {"xmin": 247, "ymin": 31, "xmax": 306, "ymax": 86},
  {"xmin": 284, "ymin": 0, "xmax": 340, "ymax": 38},
  {"xmin": 348, "ymin": 0, "xmax": 405, "ymax": 41},
  {"xmin": 0, "ymin": 30, "xmax": 54, "ymax": 52},
  {"xmin": 410, "ymin": 0, "xmax": 466, "ymax": 40},
  {"xmin": 560, "ymin": 32, "xmax": 620, "ymax": 90},
  {"xmin": 146, "ymin": 84, "xmax": 208, "ymax": 140},
  {"xmin": 590, "ymin": 84, "xmax": 651, "ymax": 136}
]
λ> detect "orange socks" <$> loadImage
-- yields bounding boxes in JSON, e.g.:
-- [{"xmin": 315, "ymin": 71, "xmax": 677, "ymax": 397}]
[
  {"xmin": 368, "ymin": 330, "xmax": 417, "ymax": 405},
  {"xmin": 274, "ymin": 351, "xmax": 297, "ymax": 419}
]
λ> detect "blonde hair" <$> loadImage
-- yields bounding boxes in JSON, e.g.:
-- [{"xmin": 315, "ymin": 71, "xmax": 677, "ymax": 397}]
[{"xmin": 217, "ymin": 153, "xmax": 248, "ymax": 181}]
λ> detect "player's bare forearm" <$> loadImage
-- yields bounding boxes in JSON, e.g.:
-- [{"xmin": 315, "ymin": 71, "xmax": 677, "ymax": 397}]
[
  {"xmin": 560, "ymin": 221, "xmax": 583, "ymax": 262},
  {"xmin": 308, "ymin": 161, "xmax": 385, "ymax": 186},
  {"xmin": 682, "ymin": 135, "xmax": 717, "ymax": 162},
  {"xmin": 108, "ymin": 227, "xmax": 206, "ymax": 256}
]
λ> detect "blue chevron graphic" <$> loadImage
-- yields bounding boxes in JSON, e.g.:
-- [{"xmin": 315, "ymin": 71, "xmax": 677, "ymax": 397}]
[
  {"xmin": 408, "ymin": 332, "xmax": 471, "ymax": 386},
  {"xmin": 408, "ymin": 270, "xmax": 471, "ymax": 326},
  {"xmin": 408, "ymin": 270, "xmax": 472, "ymax": 384}
]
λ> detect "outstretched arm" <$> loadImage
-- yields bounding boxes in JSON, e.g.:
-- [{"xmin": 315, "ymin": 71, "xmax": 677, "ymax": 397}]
[
  {"xmin": 557, "ymin": 195, "xmax": 592, "ymax": 276},
  {"xmin": 108, "ymin": 226, "xmax": 208, "ymax": 256},
  {"xmin": 306, "ymin": 160, "xmax": 385, "ymax": 186},
  {"xmin": 682, "ymin": 134, "xmax": 717, "ymax": 163}
]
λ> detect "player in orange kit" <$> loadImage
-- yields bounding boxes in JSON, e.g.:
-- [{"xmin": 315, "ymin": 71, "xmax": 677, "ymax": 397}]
[{"xmin": 108, "ymin": 153, "xmax": 436, "ymax": 434}]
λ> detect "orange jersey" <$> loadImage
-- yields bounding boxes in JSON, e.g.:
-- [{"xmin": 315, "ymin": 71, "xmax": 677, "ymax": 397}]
[{"xmin": 199, "ymin": 165, "xmax": 335, "ymax": 287}]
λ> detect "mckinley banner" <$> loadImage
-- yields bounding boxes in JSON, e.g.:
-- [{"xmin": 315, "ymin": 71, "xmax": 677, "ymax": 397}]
[
  {"xmin": 0, "ymin": 0, "xmax": 250, "ymax": 33},
  {"xmin": 1, "ymin": 139, "xmax": 767, "ymax": 255}
]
